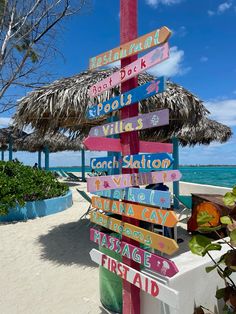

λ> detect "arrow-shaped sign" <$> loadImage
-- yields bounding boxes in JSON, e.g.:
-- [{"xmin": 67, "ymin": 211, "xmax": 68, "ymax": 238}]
[
  {"xmin": 89, "ymin": 26, "xmax": 171, "ymax": 69},
  {"xmin": 87, "ymin": 169, "xmax": 181, "ymax": 192},
  {"xmin": 87, "ymin": 77, "xmax": 166, "ymax": 119},
  {"xmin": 89, "ymin": 249, "xmax": 179, "ymax": 308},
  {"xmin": 83, "ymin": 137, "xmax": 173, "ymax": 153},
  {"xmin": 92, "ymin": 196, "xmax": 177, "ymax": 227},
  {"xmin": 90, "ymin": 228, "xmax": 179, "ymax": 277},
  {"xmin": 89, "ymin": 109, "xmax": 169, "ymax": 137},
  {"xmin": 89, "ymin": 43, "xmax": 169, "ymax": 97},
  {"xmin": 90, "ymin": 211, "xmax": 179, "ymax": 255}
]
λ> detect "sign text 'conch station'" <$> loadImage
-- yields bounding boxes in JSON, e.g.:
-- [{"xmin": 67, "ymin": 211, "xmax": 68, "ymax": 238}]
[
  {"xmin": 83, "ymin": 136, "xmax": 173, "ymax": 153},
  {"xmin": 90, "ymin": 249, "xmax": 179, "ymax": 309},
  {"xmin": 92, "ymin": 196, "xmax": 178, "ymax": 227},
  {"xmin": 89, "ymin": 42, "xmax": 169, "ymax": 97},
  {"xmin": 90, "ymin": 211, "xmax": 179, "ymax": 255},
  {"xmin": 90, "ymin": 229, "xmax": 179, "ymax": 277},
  {"xmin": 87, "ymin": 77, "xmax": 165, "ymax": 119},
  {"xmin": 89, "ymin": 26, "xmax": 171, "ymax": 69},
  {"xmin": 87, "ymin": 169, "xmax": 181, "ymax": 192},
  {"xmin": 89, "ymin": 109, "xmax": 169, "ymax": 137},
  {"xmin": 90, "ymin": 153, "xmax": 173, "ymax": 171}
]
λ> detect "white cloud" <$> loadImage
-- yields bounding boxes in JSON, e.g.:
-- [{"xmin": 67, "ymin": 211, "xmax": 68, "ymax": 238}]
[
  {"xmin": 146, "ymin": 0, "xmax": 182, "ymax": 8},
  {"xmin": 205, "ymin": 99, "xmax": 236, "ymax": 126},
  {"xmin": 208, "ymin": 1, "xmax": 232, "ymax": 16},
  {"xmin": 0, "ymin": 117, "xmax": 13, "ymax": 127},
  {"xmin": 200, "ymin": 56, "xmax": 208, "ymax": 62},
  {"xmin": 147, "ymin": 46, "xmax": 191, "ymax": 77}
]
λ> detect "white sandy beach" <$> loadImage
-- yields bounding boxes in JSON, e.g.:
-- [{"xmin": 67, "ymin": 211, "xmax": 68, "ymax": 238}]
[{"xmin": 0, "ymin": 182, "xmax": 109, "ymax": 314}]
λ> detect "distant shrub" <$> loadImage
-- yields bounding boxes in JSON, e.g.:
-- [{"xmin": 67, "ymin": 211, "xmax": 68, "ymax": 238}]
[{"xmin": 0, "ymin": 161, "xmax": 69, "ymax": 215}]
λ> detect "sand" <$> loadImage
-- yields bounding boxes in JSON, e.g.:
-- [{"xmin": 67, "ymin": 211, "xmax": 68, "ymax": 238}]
[{"xmin": 0, "ymin": 182, "xmax": 109, "ymax": 314}]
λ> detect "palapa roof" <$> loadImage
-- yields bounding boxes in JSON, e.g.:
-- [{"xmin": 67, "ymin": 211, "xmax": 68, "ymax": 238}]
[
  {"xmin": 14, "ymin": 132, "xmax": 83, "ymax": 153},
  {"xmin": 0, "ymin": 127, "xmax": 27, "ymax": 146},
  {"xmin": 14, "ymin": 69, "xmax": 209, "ymax": 135}
]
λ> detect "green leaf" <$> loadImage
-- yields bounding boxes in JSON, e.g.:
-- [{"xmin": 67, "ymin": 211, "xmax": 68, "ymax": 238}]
[
  {"xmin": 197, "ymin": 211, "xmax": 214, "ymax": 225},
  {"xmin": 232, "ymin": 186, "xmax": 236, "ymax": 196},
  {"xmin": 189, "ymin": 235, "xmax": 211, "ymax": 256},
  {"xmin": 215, "ymin": 288, "xmax": 226, "ymax": 299},
  {"xmin": 223, "ymin": 192, "xmax": 236, "ymax": 207},
  {"xmin": 198, "ymin": 225, "xmax": 222, "ymax": 232},
  {"xmin": 230, "ymin": 229, "xmax": 236, "ymax": 242},
  {"xmin": 202, "ymin": 243, "xmax": 222, "ymax": 256},
  {"xmin": 221, "ymin": 216, "xmax": 233, "ymax": 225},
  {"xmin": 205, "ymin": 264, "xmax": 218, "ymax": 273}
]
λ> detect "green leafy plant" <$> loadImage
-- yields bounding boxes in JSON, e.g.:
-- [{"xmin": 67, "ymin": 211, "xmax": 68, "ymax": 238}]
[
  {"xmin": 189, "ymin": 185, "xmax": 236, "ymax": 314},
  {"xmin": 0, "ymin": 161, "xmax": 68, "ymax": 215}
]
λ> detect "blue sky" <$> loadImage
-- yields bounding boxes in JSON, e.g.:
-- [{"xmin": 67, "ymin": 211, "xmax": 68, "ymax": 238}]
[{"xmin": 1, "ymin": 0, "xmax": 236, "ymax": 166}]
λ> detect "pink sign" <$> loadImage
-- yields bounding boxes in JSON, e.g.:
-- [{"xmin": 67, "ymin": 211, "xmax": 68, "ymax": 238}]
[
  {"xmin": 87, "ymin": 169, "xmax": 181, "ymax": 192},
  {"xmin": 90, "ymin": 228, "xmax": 179, "ymax": 277},
  {"xmin": 83, "ymin": 136, "xmax": 173, "ymax": 153},
  {"xmin": 89, "ymin": 109, "xmax": 169, "ymax": 137},
  {"xmin": 90, "ymin": 249, "xmax": 179, "ymax": 308},
  {"xmin": 89, "ymin": 42, "xmax": 169, "ymax": 97}
]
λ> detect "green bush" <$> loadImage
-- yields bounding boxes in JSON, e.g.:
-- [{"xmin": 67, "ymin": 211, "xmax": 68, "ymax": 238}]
[{"xmin": 0, "ymin": 161, "xmax": 69, "ymax": 215}]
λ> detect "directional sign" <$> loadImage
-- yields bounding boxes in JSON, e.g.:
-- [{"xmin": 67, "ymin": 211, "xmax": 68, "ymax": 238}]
[
  {"xmin": 89, "ymin": 109, "xmax": 169, "ymax": 137},
  {"xmin": 83, "ymin": 137, "xmax": 173, "ymax": 153},
  {"xmin": 94, "ymin": 187, "xmax": 171, "ymax": 208},
  {"xmin": 89, "ymin": 26, "xmax": 171, "ymax": 69},
  {"xmin": 90, "ymin": 211, "xmax": 179, "ymax": 255},
  {"xmin": 87, "ymin": 77, "xmax": 166, "ymax": 119},
  {"xmin": 90, "ymin": 153, "xmax": 173, "ymax": 171},
  {"xmin": 90, "ymin": 249, "xmax": 179, "ymax": 308},
  {"xmin": 87, "ymin": 169, "xmax": 181, "ymax": 193},
  {"xmin": 90, "ymin": 229, "xmax": 179, "ymax": 277},
  {"xmin": 92, "ymin": 196, "xmax": 177, "ymax": 227},
  {"xmin": 89, "ymin": 43, "xmax": 169, "ymax": 97}
]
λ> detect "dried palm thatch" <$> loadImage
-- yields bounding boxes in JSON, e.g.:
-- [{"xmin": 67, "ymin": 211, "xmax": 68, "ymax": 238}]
[
  {"xmin": 14, "ymin": 132, "xmax": 83, "ymax": 153},
  {"xmin": 0, "ymin": 127, "xmax": 27, "ymax": 146},
  {"xmin": 14, "ymin": 69, "xmax": 209, "ymax": 135},
  {"xmin": 140, "ymin": 118, "xmax": 232, "ymax": 146}
]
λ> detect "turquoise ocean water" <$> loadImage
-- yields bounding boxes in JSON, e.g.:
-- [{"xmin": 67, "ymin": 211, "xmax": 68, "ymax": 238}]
[{"xmin": 50, "ymin": 166, "xmax": 236, "ymax": 188}]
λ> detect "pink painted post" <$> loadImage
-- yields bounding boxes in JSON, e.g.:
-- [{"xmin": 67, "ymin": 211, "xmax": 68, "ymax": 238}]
[{"xmin": 120, "ymin": 1, "xmax": 140, "ymax": 313}]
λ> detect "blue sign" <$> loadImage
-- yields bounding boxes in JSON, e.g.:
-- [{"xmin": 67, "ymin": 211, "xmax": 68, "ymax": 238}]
[
  {"xmin": 87, "ymin": 77, "xmax": 165, "ymax": 119},
  {"xmin": 94, "ymin": 187, "xmax": 171, "ymax": 208}
]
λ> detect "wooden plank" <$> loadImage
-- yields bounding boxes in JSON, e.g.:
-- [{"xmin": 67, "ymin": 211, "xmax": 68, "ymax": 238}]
[
  {"xmin": 87, "ymin": 169, "xmax": 182, "ymax": 192},
  {"xmin": 89, "ymin": 26, "xmax": 171, "ymax": 70},
  {"xmin": 87, "ymin": 77, "xmax": 166, "ymax": 119},
  {"xmin": 90, "ymin": 228, "xmax": 179, "ymax": 277},
  {"xmin": 94, "ymin": 187, "xmax": 171, "ymax": 208},
  {"xmin": 89, "ymin": 249, "xmax": 179, "ymax": 308},
  {"xmin": 91, "ymin": 196, "xmax": 177, "ymax": 227},
  {"xmin": 89, "ymin": 43, "xmax": 169, "ymax": 97},
  {"xmin": 83, "ymin": 136, "xmax": 173, "ymax": 153},
  {"xmin": 90, "ymin": 153, "xmax": 173, "ymax": 171},
  {"xmin": 90, "ymin": 211, "xmax": 179, "ymax": 255},
  {"xmin": 89, "ymin": 109, "xmax": 169, "ymax": 137}
]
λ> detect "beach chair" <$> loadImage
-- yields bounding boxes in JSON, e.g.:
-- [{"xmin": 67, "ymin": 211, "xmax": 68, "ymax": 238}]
[
  {"xmin": 174, "ymin": 194, "xmax": 192, "ymax": 221},
  {"xmin": 66, "ymin": 172, "xmax": 81, "ymax": 181},
  {"xmin": 58, "ymin": 169, "xmax": 68, "ymax": 178},
  {"xmin": 76, "ymin": 189, "xmax": 92, "ymax": 220}
]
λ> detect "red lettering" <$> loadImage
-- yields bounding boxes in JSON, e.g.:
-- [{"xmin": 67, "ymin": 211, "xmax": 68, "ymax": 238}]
[
  {"xmin": 133, "ymin": 273, "xmax": 142, "ymax": 290},
  {"xmin": 117, "ymin": 263, "xmax": 123, "ymax": 277},
  {"xmin": 128, "ymin": 69, "xmax": 132, "ymax": 76},
  {"xmin": 109, "ymin": 77, "xmax": 112, "ymax": 86},
  {"xmin": 134, "ymin": 66, "xmax": 137, "ymax": 72},
  {"xmin": 122, "ymin": 265, "xmax": 129, "ymax": 280},
  {"xmin": 141, "ymin": 59, "xmax": 146, "ymax": 69},
  {"xmin": 98, "ymin": 86, "xmax": 102, "ymax": 92},
  {"xmin": 111, "ymin": 260, "xmax": 117, "ymax": 274},
  {"xmin": 108, "ymin": 256, "xmax": 111, "ymax": 270},
  {"xmin": 92, "ymin": 86, "xmax": 97, "ymax": 95},
  {"xmin": 101, "ymin": 254, "xmax": 107, "ymax": 267},
  {"xmin": 151, "ymin": 280, "xmax": 159, "ymax": 297},
  {"xmin": 120, "ymin": 69, "xmax": 126, "ymax": 80}
]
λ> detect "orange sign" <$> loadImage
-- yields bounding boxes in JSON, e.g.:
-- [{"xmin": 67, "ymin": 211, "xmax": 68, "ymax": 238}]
[
  {"xmin": 92, "ymin": 196, "xmax": 177, "ymax": 227},
  {"xmin": 90, "ymin": 211, "xmax": 179, "ymax": 255}
]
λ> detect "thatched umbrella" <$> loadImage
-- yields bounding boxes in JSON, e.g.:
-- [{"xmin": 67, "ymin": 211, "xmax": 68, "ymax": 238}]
[{"xmin": 14, "ymin": 69, "xmax": 209, "ymax": 135}]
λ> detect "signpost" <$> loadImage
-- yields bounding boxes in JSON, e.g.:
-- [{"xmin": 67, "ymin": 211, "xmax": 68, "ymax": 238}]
[
  {"xmin": 94, "ymin": 187, "xmax": 171, "ymax": 208},
  {"xmin": 90, "ymin": 211, "xmax": 179, "ymax": 255},
  {"xmin": 89, "ymin": 43, "xmax": 169, "ymax": 97},
  {"xmin": 87, "ymin": 77, "xmax": 165, "ymax": 119},
  {"xmin": 83, "ymin": 136, "xmax": 173, "ymax": 153},
  {"xmin": 89, "ymin": 26, "xmax": 171, "ymax": 69},
  {"xmin": 89, "ymin": 249, "xmax": 179, "ymax": 309},
  {"xmin": 90, "ymin": 153, "xmax": 173, "ymax": 171},
  {"xmin": 90, "ymin": 229, "xmax": 179, "ymax": 277},
  {"xmin": 89, "ymin": 109, "xmax": 169, "ymax": 137},
  {"xmin": 87, "ymin": 169, "xmax": 182, "ymax": 192},
  {"xmin": 91, "ymin": 196, "xmax": 178, "ymax": 227}
]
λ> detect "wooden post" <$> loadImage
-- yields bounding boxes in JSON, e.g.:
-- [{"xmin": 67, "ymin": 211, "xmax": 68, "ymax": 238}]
[
  {"xmin": 81, "ymin": 148, "xmax": 86, "ymax": 182},
  {"xmin": 172, "ymin": 137, "xmax": 180, "ymax": 209},
  {"xmin": 38, "ymin": 151, "xmax": 42, "ymax": 169},
  {"xmin": 1, "ymin": 150, "xmax": 4, "ymax": 161},
  {"xmin": 44, "ymin": 146, "xmax": 49, "ymax": 170},
  {"xmin": 8, "ymin": 134, "xmax": 13, "ymax": 161},
  {"xmin": 120, "ymin": 1, "xmax": 140, "ymax": 313}
]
